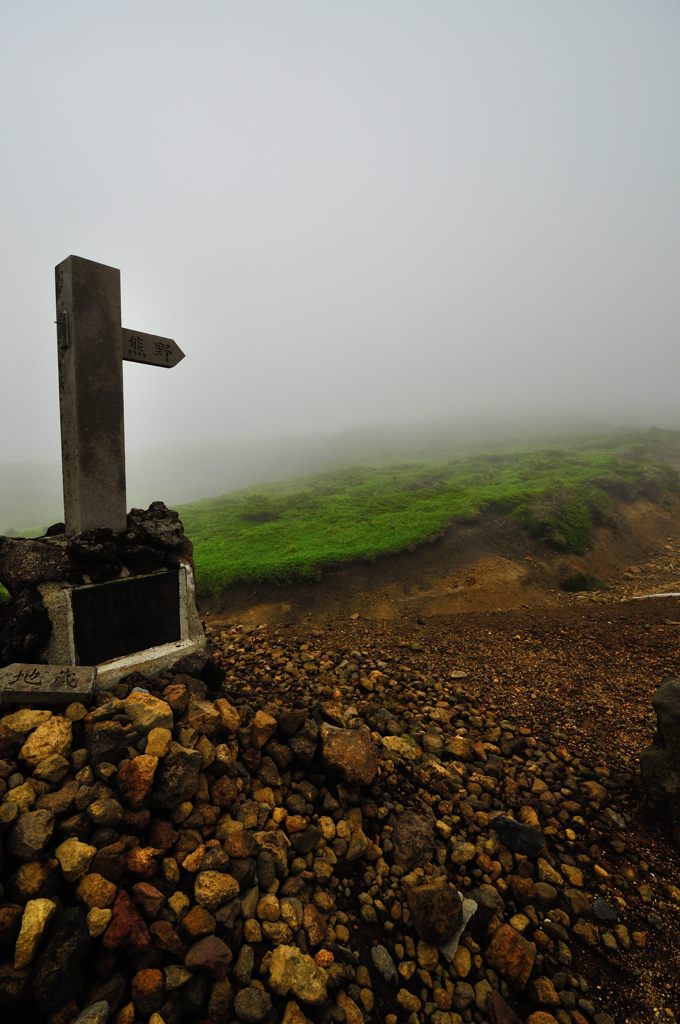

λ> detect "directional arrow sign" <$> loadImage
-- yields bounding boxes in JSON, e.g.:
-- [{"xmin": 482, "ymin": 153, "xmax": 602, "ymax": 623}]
[{"xmin": 122, "ymin": 328, "xmax": 185, "ymax": 368}]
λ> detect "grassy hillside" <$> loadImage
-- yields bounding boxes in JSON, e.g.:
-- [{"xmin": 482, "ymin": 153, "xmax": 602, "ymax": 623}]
[
  {"xmin": 179, "ymin": 430, "xmax": 680, "ymax": 599},
  {"xmin": 2, "ymin": 430, "xmax": 677, "ymax": 606}
]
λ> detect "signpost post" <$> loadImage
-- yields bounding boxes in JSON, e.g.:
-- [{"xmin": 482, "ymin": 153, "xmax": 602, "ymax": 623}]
[
  {"xmin": 55, "ymin": 256, "xmax": 126, "ymax": 535},
  {"xmin": 55, "ymin": 256, "xmax": 185, "ymax": 534}
]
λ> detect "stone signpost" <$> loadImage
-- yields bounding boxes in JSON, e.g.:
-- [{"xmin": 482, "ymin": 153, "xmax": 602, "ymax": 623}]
[
  {"xmin": 0, "ymin": 256, "xmax": 204, "ymax": 701},
  {"xmin": 56, "ymin": 255, "xmax": 185, "ymax": 534}
]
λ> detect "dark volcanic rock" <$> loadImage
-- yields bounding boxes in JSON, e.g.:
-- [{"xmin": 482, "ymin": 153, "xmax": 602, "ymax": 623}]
[
  {"xmin": 86, "ymin": 972, "xmax": 127, "ymax": 1014},
  {"xmin": 0, "ymin": 535, "xmax": 69, "ymax": 590},
  {"xmin": 0, "ymin": 964, "xmax": 30, "ymax": 1011},
  {"xmin": 640, "ymin": 676, "xmax": 680, "ymax": 835},
  {"xmin": 8, "ymin": 808, "xmax": 55, "ymax": 859},
  {"xmin": 33, "ymin": 907, "xmax": 91, "ymax": 1010},
  {"xmin": 120, "ymin": 544, "xmax": 166, "ymax": 574},
  {"xmin": 319, "ymin": 722, "xmax": 378, "ymax": 785},
  {"xmin": 234, "ymin": 985, "xmax": 272, "ymax": 1022},
  {"xmin": 391, "ymin": 807, "xmax": 436, "ymax": 867},
  {"xmin": 0, "ymin": 587, "xmax": 51, "ymax": 667},
  {"xmin": 85, "ymin": 720, "xmax": 129, "ymax": 763},
  {"xmin": 127, "ymin": 501, "xmax": 193, "ymax": 560},
  {"xmin": 593, "ymin": 897, "xmax": 619, "ymax": 922},
  {"xmin": 67, "ymin": 530, "xmax": 122, "ymax": 582},
  {"xmin": 278, "ymin": 709, "xmax": 307, "ymax": 737},
  {"xmin": 153, "ymin": 742, "xmax": 202, "ymax": 807},
  {"xmin": 487, "ymin": 989, "xmax": 524, "ymax": 1023},
  {"xmin": 0, "ymin": 904, "xmax": 22, "ymax": 954},
  {"xmin": 470, "ymin": 883, "xmax": 504, "ymax": 930},
  {"xmin": 406, "ymin": 882, "xmax": 464, "ymax": 945},
  {"xmin": 289, "ymin": 725, "xmax": 318, "ymax": 766},
  {"xmin": 185, "ymin": 935, "xmax": 233, "ymax": 978},
  {"xmin": 492, "ymin": 815, "xmax": 546, "ymax": 857},
  {"xmin": 291, "ymin": 825, "xmax": 322, "ymax": 855},
  {"xmin": 1, "ymin": 502, "xmax": 193, "ymax": 604}
]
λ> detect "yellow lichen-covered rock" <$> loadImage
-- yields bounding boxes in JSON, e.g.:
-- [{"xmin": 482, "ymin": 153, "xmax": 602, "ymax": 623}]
[
  {"xmin": 19, "ymin": 717, "xmax": 72, "ymax": 769},
  {"xmin": 14, "ymin": 898, "xmax": 56, "ymax": 969}
]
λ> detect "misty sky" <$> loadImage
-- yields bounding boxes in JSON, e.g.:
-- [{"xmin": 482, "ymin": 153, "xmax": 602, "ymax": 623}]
[{"xmin": 1, "ymin": 1, "xmax": 679, "ymax": 466}]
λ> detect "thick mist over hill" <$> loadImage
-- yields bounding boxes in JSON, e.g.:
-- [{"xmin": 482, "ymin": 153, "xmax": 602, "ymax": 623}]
[{"xmin": 2, "ymin": 413, "xmax": 674, "ymax": 535}]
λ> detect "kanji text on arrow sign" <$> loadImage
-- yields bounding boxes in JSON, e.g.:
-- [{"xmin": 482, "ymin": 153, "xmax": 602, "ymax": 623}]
[
  {"xmin": 55, "ymin": 255, "xmax": 187, "ymax": 535},
  {"xmin": 122, "ymin": 328, "xmax": 185, "ymax": 368}
]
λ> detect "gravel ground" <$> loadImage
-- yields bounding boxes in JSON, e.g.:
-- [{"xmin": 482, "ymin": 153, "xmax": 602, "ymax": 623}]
[
  {"xmin": 0, "ymin": 596, "xmax": 678, "ymax": 1024},
  {"xmin": 207, "ymin": 593, "xmax": 680, "ymax": 1024}
]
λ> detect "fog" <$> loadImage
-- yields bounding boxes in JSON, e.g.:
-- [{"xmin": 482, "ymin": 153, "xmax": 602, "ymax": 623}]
[
  {"xmin": 1, "ymin": 3, "xmax": 679, "ymax": 503},
  {"xmin": 0, "ymin": 412, "xmax": 668, "ymax": 535}
]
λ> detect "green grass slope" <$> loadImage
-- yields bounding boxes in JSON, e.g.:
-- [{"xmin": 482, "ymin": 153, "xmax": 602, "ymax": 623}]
[{"xmin": 179, "ymin": 430, "xmax": 680, "ymax": 599}]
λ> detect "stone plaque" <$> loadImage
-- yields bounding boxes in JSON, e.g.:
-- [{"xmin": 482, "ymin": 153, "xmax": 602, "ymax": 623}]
[
  {"xmin": 0, "ymin": 664, "xmax": 96, "ymax": 706},
  {"xmin": 71, "ymin": 569, "xmax": 181, "ymax": 664}
]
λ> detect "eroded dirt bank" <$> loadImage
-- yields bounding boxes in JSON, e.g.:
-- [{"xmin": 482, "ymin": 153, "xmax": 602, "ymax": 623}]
[{"xmin": 204, "ymin": 498, "xmax": 680, "ymax": 627}]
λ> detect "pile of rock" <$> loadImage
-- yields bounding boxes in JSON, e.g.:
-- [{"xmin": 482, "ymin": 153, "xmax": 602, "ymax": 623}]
[
  {"xmin": 640, "ymin": 676, "xmax": 680, "ymax": 844},
  {"xmin": 0, "ymin": 502, "xmax": 193, "ymax": 666},
  {"xmin": 0, "ymin": 629, "xmax": 674, "ymax": 1023}
]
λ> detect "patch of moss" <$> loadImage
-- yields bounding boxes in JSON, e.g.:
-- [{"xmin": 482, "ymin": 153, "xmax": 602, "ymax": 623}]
[
  {"xmin": 560, "ymin": 573, "xmax": 606, "ymax": 593},
  {"xmin": 516, "ymin": 487, "xmax": 595, "ymax": 554}
]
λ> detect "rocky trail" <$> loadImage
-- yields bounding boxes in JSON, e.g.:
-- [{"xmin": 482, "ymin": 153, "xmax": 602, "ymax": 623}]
[
  {"xmin": 0, "ymin": 593, "xmax": 678, "ymax": 1024},
  {"xmin": 206, "ymin": 607, "xmax": 680, "ymax": 1024}
]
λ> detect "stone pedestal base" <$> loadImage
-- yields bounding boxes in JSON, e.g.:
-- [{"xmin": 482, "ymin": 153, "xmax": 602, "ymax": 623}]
[{"xmin": 38, "ymin": 561, "xmax": 205, "ymax": 690}]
